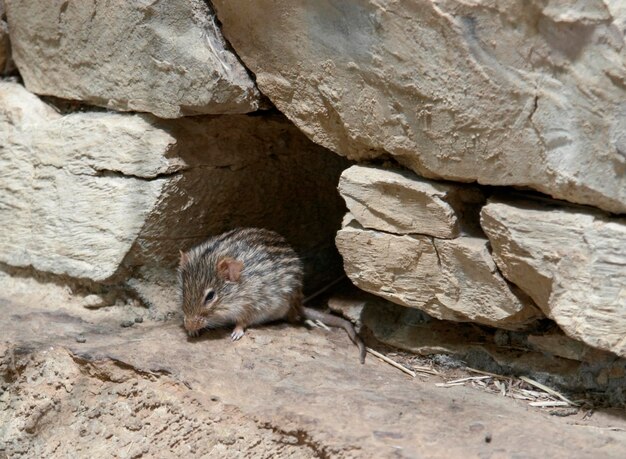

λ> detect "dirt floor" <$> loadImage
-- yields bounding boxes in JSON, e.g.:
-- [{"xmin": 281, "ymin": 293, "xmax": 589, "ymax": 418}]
[{"xmin": 1, "ymin": 276, "xmax": 626, "ymax": 458}]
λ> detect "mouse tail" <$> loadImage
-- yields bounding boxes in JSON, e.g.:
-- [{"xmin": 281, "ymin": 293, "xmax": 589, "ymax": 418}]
[{"xmin": 301, "ymin": 306, "xmax": 366, "ymax": 364}]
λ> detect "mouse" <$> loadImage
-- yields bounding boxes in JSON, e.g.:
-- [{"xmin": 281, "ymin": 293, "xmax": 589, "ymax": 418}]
[{"xmin": 178, "ymin": 227, "xmax": 366, "ymax": 363}]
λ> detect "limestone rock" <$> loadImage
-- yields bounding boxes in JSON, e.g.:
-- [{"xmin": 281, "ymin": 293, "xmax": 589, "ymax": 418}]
[
  {"xmin": 0, "ymin": 82, "xmax": 348, "ymax": 284},
  {"xmin": 0, "ymin": 1, "xmax": 13, "ymax": 74},
  {"xmin": 3, "ymin": 281, "xmax": 625, "ymax": 457},
  {"xmin": 527, "ymin": 333, "xmax": 611, "ymax": 364},
  {"xmin": 338, "ymin": 165, "xmax": 483, "ymax": 238},
  {"xmin": 481, "ymin": 198, "xmax": 626, "ymax": 357},
  {"xmin": 0, "ymin": 83, "xmax": 172, "ymax": 281},
  {"xmin": 358, "ymin": 294, "xmax": 626, "ymax": 394},
  {"xmin": 4, "ymin": 0, "xmax": 261, "ymax": 118},
  {"xmin": 212, "ymin": 0, "xmax": 626, "ymax": 214},
  {"xmin": 335, "ymin": 217, "xmax": 540, "ymax": 329}
]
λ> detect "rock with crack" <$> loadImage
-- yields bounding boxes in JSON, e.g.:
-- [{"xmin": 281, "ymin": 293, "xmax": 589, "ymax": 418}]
[
  {"xmin": 0, "ymin": 82, "xmax": 173, "ymax": 281},
  {"xmin": 338, "ymin": 164, "xmax": 484, "ymax": 238},
  {"xmin": 0, "ymin": 1, "xmax": 14, "ymax": 74},
  {"xmin": 212, "ymin": 0, "xmax": 626, "ymax": 213},
  {"xmin": 354, "ymin": 292, "xmax": 626, "ymax": 394},
  {"xmin": 336, "ymin": 216, "xmax": 541, "ymax": 329},
  {"xmin": 481, "ymin": 197, "xmax": 626, "ymax": 357},
  {"xmin": 4, "ymin": 0, "xmax": 261, "ymax": 118},
  {"xmin": 0, "ymin": 82, "xmax": 348, "ymax": 284},
  {"xmin": 2, "ymin": 279, "xmax": 626, "ymax": 457},
  {"xmin": 335, "ymin": 165, "xmax": 539, "ymax": 329}
]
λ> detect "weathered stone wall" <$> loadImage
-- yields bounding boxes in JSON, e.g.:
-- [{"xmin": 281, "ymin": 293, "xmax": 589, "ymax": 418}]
[
  {"xmin": 4, "ymin": 0, "xmax": 261, "ymax": 117},
  {"xmin": 335, "ymin": 165, "xmax": 626, "ymax": 359},
  {"xmin": 207, "ymin": 0, "xmax": 626, "ymax": 360},
  {"xmin": 0, "ymin": 0, "xmax": 624, "ymax": 376},
  {"xmin": 0, "ymin": 3, "xmax": 349, "ymax": 296},
  {"xmin": 335, "ymin": 166, "xmax": 541, "ymax": 330},
  {"xmin": 0, "ymin": 80, "xmax": 348, "ymax": 287},
  {"xmin": 212, "ymin": 0, "xmax": 626, "ymax": 214}
]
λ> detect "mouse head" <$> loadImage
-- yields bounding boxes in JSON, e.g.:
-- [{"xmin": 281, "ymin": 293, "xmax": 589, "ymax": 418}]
[{"xmin": 178, "ymin": 250, "xmax": 244, "ymax": 336}]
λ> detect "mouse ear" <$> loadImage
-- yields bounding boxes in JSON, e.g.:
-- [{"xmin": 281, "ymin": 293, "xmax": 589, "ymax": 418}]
[
  {"xmin": 217, "ymin": 257, "xmax": 244, "ymax": 282},
  {"xmin": 179, "ymin": 250, "xmax": 190, "ymax": 266}
]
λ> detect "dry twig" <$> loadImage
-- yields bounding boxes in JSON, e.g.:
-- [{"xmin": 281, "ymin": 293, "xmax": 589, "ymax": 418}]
[
  {"xmin": 519, "ymin": 376, "xmax": 579, "ymax": 407},
  {"xmin": 367, "ymin": 347, "xmax": 416, "ymax": 378}
]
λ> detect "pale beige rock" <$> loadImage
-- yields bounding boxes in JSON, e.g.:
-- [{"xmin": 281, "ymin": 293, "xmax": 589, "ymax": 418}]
[
  {"xmin": 0, "ymin": 82, "xmax": 348, "ymax": 284},
  {"xmin": 0, "ymin": 82, "xmax": 172, "ymax": 281},
  {"xmin": 527, "ymin": 333, "xmax": 611, "ymax": 364},
  {"xmin": 338, "ymin": 165, "xmax": 483, "ymax": 238},
  {"xmin": 0, "ymin": 1, "xmax": 13, "ymax": 74},
  {"xmin": 335, "ymin": 217, "xmax": 540, "ymax": 329},
  {"xmin": 481, "ymin": 198, "xmax": 626, "ymax": 357},
  {"xmin": 4, "ymin": 0, "xmax": 261, "ymax": 118},
  {"xmin": 3, "ymin": 283, "xmax": 625, "ymax": 457},
  {"xmin": 213, "ymin": 0, "xmax": 626, "ymax": 214}
]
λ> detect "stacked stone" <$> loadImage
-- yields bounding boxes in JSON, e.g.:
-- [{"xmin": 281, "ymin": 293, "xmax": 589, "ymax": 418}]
[
  {"xmin": 1, "ymin": 0, "xmax": 625, "ymax": 362},
  {"xmin": 208, "ymin": 0, "xmax": 626, "ymax": 359},
  {"xmin": 0, "ymin": 0, "xmax": 348, "ymax": 289}
]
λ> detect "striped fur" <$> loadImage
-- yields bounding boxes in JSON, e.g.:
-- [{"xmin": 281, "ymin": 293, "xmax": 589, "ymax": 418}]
[
  {"xmin": 179, "ymin": 227, "xmax": 366, "ymax": 363},
  {"xmin": 179, "ymin": 228, "xmax": 303, "ymax": 334}
]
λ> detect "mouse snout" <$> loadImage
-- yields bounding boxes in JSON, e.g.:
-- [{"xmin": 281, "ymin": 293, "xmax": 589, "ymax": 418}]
[{"xmin": 184, "ymin": 315, "xmax": 206, "ymax": 335}]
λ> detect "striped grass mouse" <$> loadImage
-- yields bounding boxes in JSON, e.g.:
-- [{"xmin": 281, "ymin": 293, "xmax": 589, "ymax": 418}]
[{"xmin": 179, "ymin": 227, "xmax": 366, "ymax": 363}]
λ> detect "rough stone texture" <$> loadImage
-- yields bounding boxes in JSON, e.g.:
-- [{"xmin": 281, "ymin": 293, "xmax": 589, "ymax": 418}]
[
  {"xmin": 348, "ymin": 288, "xmax": 626, "ymax": 397},
  {"xmin": 527, "ymin": 333, "xmax": 614, "ymax": 365},
  {"xmin": 212, "ymin": 0, "xmax": 626, "ymax": 214},
  {"xmin": 481, "ymin": 198, "xmax": 626, "ymax": 358},
  {"xmin": 0, "ymin": 347, "xmax": 317, "ymax": 458},
  {"xmin": 338, "ymin": 165, "xmax": 484, "ymax": 239},
  {"xmin": 0, "ymin": 82, "xmax": 348, "ymax": 285},
  {"xmin": 2, "ymin": 275, "xmax": 626, "ymax": 458},
  {"xmin": 4, "ymin": 0, "xmax": 261, "ymax": 118},
  {"xmin": 336, "ymin": 217, "xmax": 540, "ymax": 329},
  {"xmin": 0, "ymin": 82, "xmax": 170, "ymax": 281},
  {"xmin": 0, "ymin": 1, "xmax": 14, "ymax": 74}
]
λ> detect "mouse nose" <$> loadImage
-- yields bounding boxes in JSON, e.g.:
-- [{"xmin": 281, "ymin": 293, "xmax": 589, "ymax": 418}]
[{"xmin": 184, "ymin": 316, "xmax": 205, "ymax": 333}]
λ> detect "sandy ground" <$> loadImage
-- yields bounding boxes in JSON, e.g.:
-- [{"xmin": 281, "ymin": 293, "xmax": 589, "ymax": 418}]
[{"xmin": 1, "ymin": 280, "xmax": 626, "ymax": 458}]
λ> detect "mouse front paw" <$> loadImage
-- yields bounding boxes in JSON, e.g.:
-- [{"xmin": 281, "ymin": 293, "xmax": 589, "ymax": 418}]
[{"xmin": 231, "ymin": 325, "xmax": 245, "ymax": 341}]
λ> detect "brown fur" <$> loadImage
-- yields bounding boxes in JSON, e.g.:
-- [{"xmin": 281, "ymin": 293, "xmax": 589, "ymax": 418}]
[{"xmin": 179, "ymin": 227, "xmax": 365, "ymax": 363}]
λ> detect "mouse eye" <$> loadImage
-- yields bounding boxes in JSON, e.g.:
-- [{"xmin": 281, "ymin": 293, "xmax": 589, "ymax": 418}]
[{"xmin": 204, "ymin": 290, "xmax": 216, "ymax": 304}]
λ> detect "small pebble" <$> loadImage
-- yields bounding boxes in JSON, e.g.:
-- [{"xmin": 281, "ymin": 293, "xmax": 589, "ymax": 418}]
[
  {"xmin": 120, "ymin": 320, "xmax": 135, "ymax": 328},
  {"xmin": 485, "ymin": 433, "xmax": 492, "ymax": 443},
  {"xmin": 134, "ymin": 317, "xmax": 143, "ymax": 323},
  {"xmin": 75, "ymin": 335, "xmax": 86, "ymax": 343}
]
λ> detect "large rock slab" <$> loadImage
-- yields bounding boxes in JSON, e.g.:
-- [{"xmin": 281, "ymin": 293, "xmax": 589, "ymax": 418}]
[
  {"xmin": 4, "ymin": 0, "xmax": 261, "ymax": 118},
  {"xmin": 212, "ymin": 0, "xmax": 626, "ymax": 214},
  {"xmin": 481, "ymin": 198, "xmax": 626, "ymax": 357},
  {"xmin": 338, "ymin": 165, "xmax": 484, "ymax": 238},
  {"xmin": 2, "ymin": 280, "xmax": 625, "ymax": 457},
  {"xmin": 0, "ymin": 83, "xmax": 172, "ymax": 281},
  {"xmin": 0, "ymin": 1, "xmax": 13, "ymax": 74},
  {"xmin": 336, "ymin": 217, "xmax": 540, "ymax": 329},
  {"xmin": 0, "ymin": 82, "xmax": 348, "ymax": 284},
  {"xmin": 330, "ymin": 287, "xmax": 626, "ymax": 395}
]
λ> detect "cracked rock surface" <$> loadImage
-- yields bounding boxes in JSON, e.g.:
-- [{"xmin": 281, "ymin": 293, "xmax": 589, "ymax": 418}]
[
  {"xmin": 336, "ymin": 166, "xmax": 541, "ymax": 330},
  {"xmin": 0, "ymin": 81, "xmax": 348, "ymax": 285},
  {"xmin": 4, "ymin": 0, "xmax": 261, "ymax": 117},
  {"xmin": 212, "ymin": 0, "xmax": 626, "ymax": 213},
  {"xmin": 481, "ymin": 197, "xmax": 626, "ymax": 358},
  {"xmin": 2, "ymin": 275, "xmax": 625, "ymax": 458}
]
